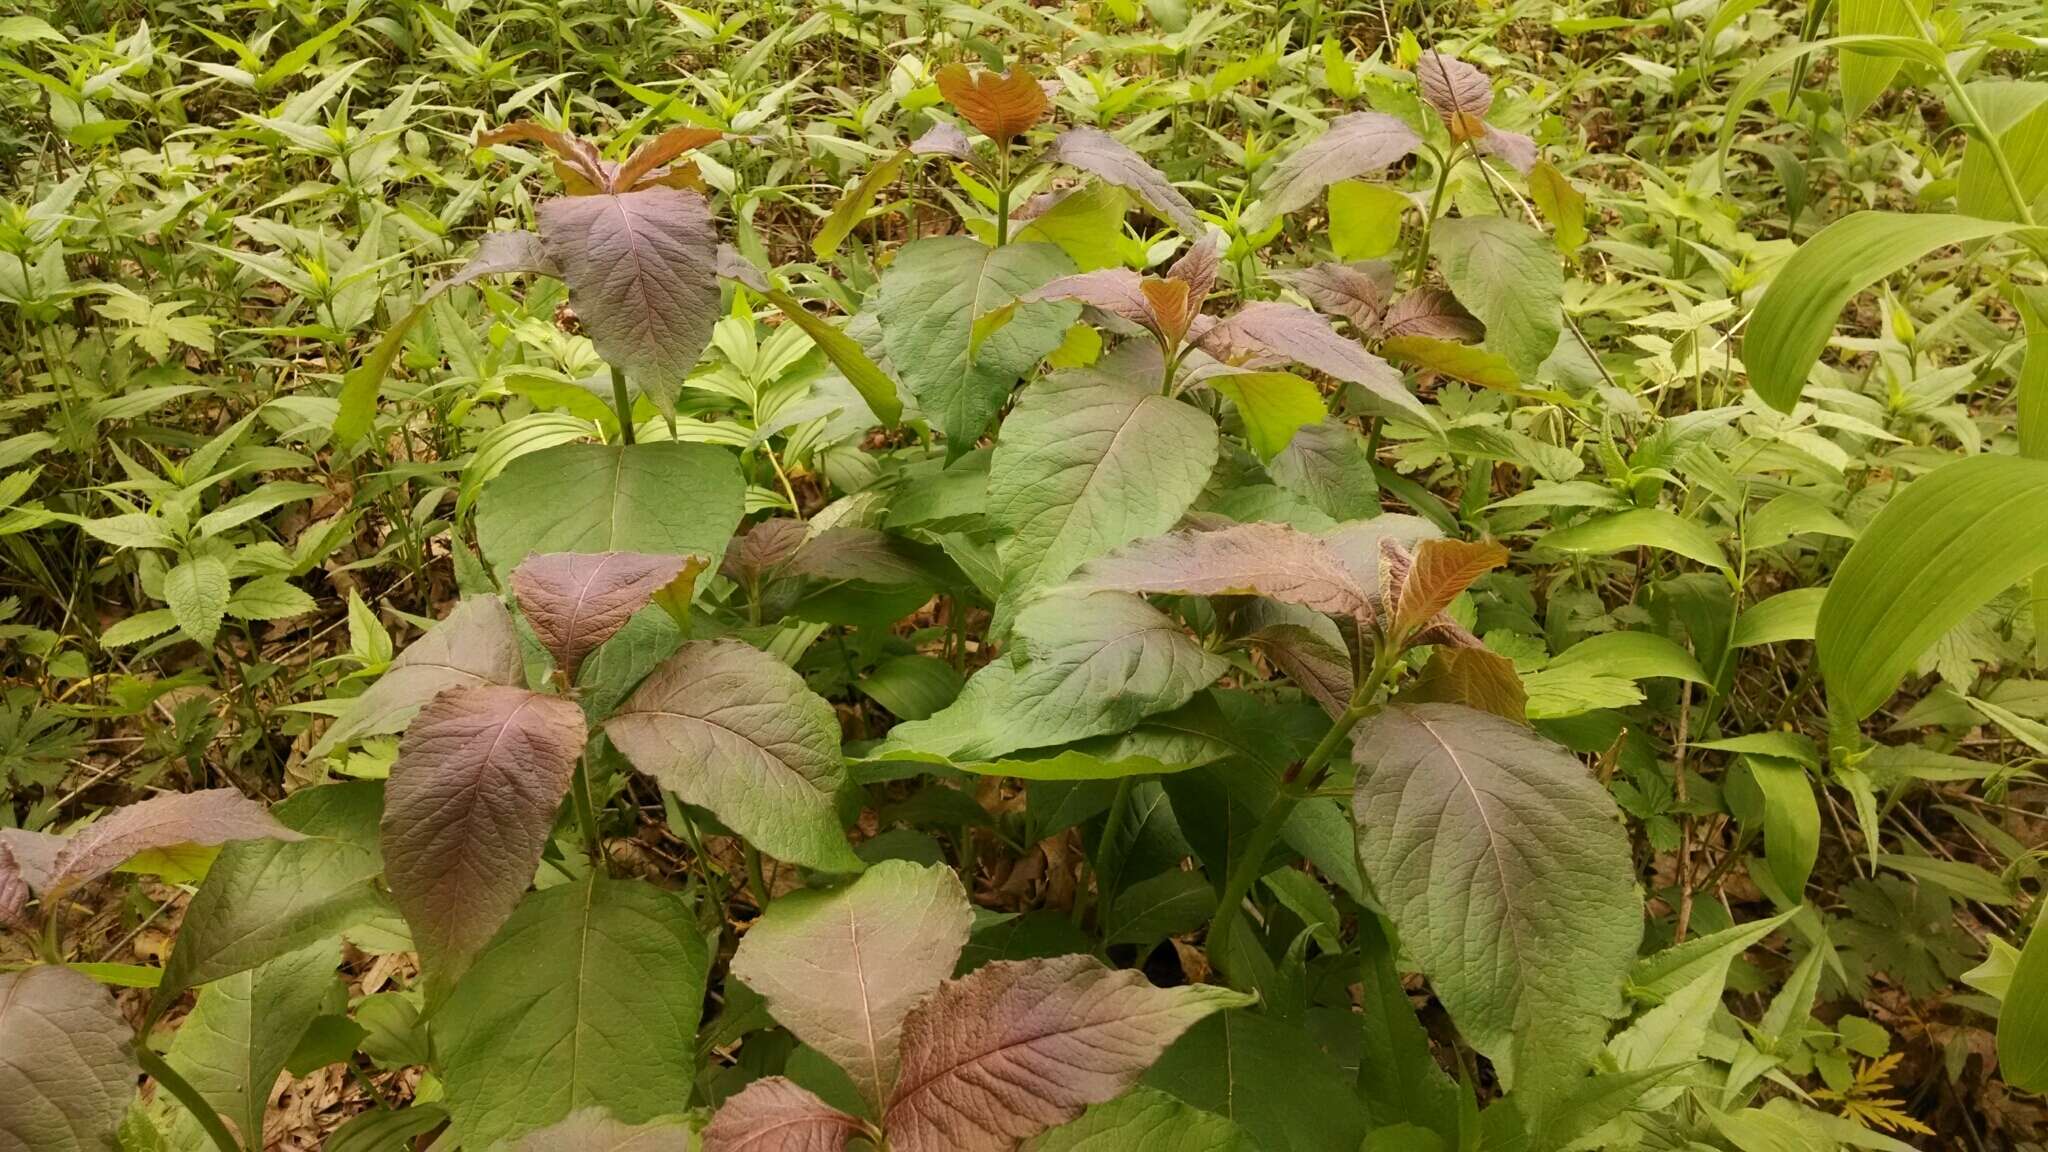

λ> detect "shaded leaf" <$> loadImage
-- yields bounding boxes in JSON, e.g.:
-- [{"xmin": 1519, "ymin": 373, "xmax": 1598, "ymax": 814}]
[
  {"xmin": 1432, "ymin": 215, "xmax": 1561, "ymax": 381},
  {"xmin": 883, "ymin": 955, "xmax": 1251, "ymax": 1152},
  {"xmin": 513, "ymin": 552, "xmax": 695, "ymax": 679},
  {"xmin": 383, "ymin": 685, "xmax": 588, "ymax": 988},
  {"xmin": 703, "ymin": 1077, "xmax": 864, "ymax": 1152},
  {"xmin": 47, "ymin": 789, "xmax": 299, "ymax": 899},
  {"xmin": 1278, "ymin": 261, "xmax": 1392, "ymax": 330},
  {"xmin": 1400, "ymin": 645, "xmax": 1528, "ymax": 721},
  {"xmin": 2001, "ymin": 906, "xmax": 2048, "ymax": 1091},
  {"xmin": 0, "ymin": 966, "xmax": 137, "ymax": 1152},
  {"xmin": 815, "ymin": 150, "xmax": 910, "ymax": 260},
  {"xmin": 1198, "ymin": 301, "xmax": 1427, "ymax": 423},
  {"xmin": 1143, "ymin": 1010, "xmax": 1372, "ymax": 1152},
  {"xmin": 1379, "ymin": 289, "xmax": 1483, "ymax": 342},
  {"xmin": 605, "ymin": 639, "xmax": 863, "ymax": 872},
  {"xmin": 513, "ymin": 1109, "xmax": 698, "ymax": 1152},
  {"xmin": 1251, "ymin": 113, "xmax": 1421, "ymax": 227},
  {"xmin": 1028, "ymin": 1086, "xmax": 1256, "ymax": 1152}
]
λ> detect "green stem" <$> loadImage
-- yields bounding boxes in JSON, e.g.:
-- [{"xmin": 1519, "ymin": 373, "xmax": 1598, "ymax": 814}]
[
  {"xmin": 570, "ymin": 758, "xmax": 606, "ymax": 873},
  {"xmin": 138, "ymin": 1042, "xmax": 241, "ymax": 1152},
  {"xmin": 994, "ymin": 148, "xmax": 1013, "ymax": 246},
  {"xmin": 1915, "ymin": 12, "xmax": 2036, "ymax": 227},
  {"xmin": 1205, "ymin": 644, "xmax": 1401, "ymax": 981},
  {"xmin": 743, "ymin": 843, "xmax": 771, "ymax": 910},
  {"xmin": 611, "ymin": 366, "xmax": 636, "ymax": 445},
  {"xmin": 1409, "ymin": 145, "xmax": 1461, "ymax": 287},
  {"xmin": 1083, "ymin": 776, "xmax": 1136, "ymax": 931}
]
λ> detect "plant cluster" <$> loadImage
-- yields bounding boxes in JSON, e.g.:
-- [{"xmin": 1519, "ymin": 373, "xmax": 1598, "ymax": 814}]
[{"xmin": 2, "ymin": 1, "xmax": 2048, "ymax": 1150}]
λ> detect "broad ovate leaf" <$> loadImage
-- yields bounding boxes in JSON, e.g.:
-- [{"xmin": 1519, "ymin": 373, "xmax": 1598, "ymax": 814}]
[
  {"xmin": 1250, "ymin": 112, "xmax": 1421, "ymax": 228},
  {"xmin": 1352, "ymin": 703, "xmax": 1642, "ymax": 1095},
  {"xmin": 536, "ymin": 186, "xmax": 721, "ymax": 418},
  {"xmin": 988, "ymin": 363, "xmax": 1219, "ymax": 601},
  {"xmin": 1203, "ymin": 370, "xmax": 1325, "ymax": 462},
  {"xmin": 1197, "ymin": 301, "xmax": 1427, "ymax": 423},
  {"xmin": 604, "ymin": 639, "xmax": 863, "ymax": 872},
  {"xmin": 1431, "ymin": 215, "xmax": 1561, "ymax": 381},
  {"xmin": 310, "ymin": 594, "xmax": 526, "ymax": 759},
  {"xmin": 702, "ymin": 1078, "xmax": 865, "ymax": 1152},
  {"xmin": 881, "ymin": 593, "xmax": 1227, "ymax": 762},
  {"xmin": 936, "ymin": 64, "xmax": 1049, "ymax": 140},
  {"xmin": 512, "ymin": 552, "xmax": 695, "ymax": 679},
  {"xmin": 1278, "ymin": 261, "xmax": 1392, "ymax": 330},
  {"xmin": 1416, "ymin": 51, "xmax": 1493, "ymax": 126},
  {"xmin": 1746, "ymin": 212, "xmax": 2035, "ymax": 412},
  {"xmin": 383, "ymin": 684, "xmax": 588, "ymax": 988},
  {"xmin": 882, "ymin": 955, "xmax": 1252, "ymax": 1152},
  {"xmin": 1817, "ymin": 453, "xmax": 2048, "ymax": 724},
  {"xmin": 730, "ymin": 860, "xmax": 973, "ymax": 1108},
  {"xmin": 475, "ymin": 442, "xmax": 746, "ymax": 577},
  {"xmin": 1068, "ymin": 522, "xmax": 1371, "ymax": 622},
  {"xmin": 0, "ymin": 965, "xmax": 137, "ymax": 1152},
  {"xmin": 1387, "ymin": 536, "xmax": 1509, "ymax": 641},
  {"xmin": 437, "ymin": 877, "xmax": 712, "ymax": 1149},
  {"xmin": 512, "ymin": 1109, "xmax": 698, "ymax": 1152},
  {"xmin": 162, "ymin": 939, "xmax": 339, "ymax": 1147},
  {"xmin": 874, "ymin": 236, "xmax": 1078, "ymax": 453},
  {"xmin": 45, "ymin": 789, "xmax": 300, "ymax": 899},
  {"xmin": 1028, "ymin": 268, "xmax": 1155, "ymax": 328},
  {"xmin": 1043, "ymin": 127, "xmax": 1201, "ymax": 234}
]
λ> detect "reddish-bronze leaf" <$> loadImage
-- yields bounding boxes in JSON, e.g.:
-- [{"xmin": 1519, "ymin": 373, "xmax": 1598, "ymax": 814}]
[
  {"xmin": 1280, "ymin": 261, "xmax": 1393, "ymax": 330},
  {"xmin": 721, "ymin": 519, "xmax": 809, "ymax": 584},
  {"xmin": 936, "ymin": 63, "xmax": 1049, "ymax": 141},
  {"xmin": 1140, "ymin": 278, "xmax": 1196, "ymax": 346},
  {"xmin": 0, "ymin": 844, "xmax": 26, "ymax": 927},
  {"xmin": 1247, "ymin": 620, "xmax": 1356, "ymax": 718},
  {"xmin": 1253, "ymin": 112, "xmax": 1419, "ymax": 225},
  {"xmin": 512, "ymin": 552, "xmax": 695, "ymax": 679},
  {"xmin": 1389, "ymin": 537, "xmax": 1509, "ymax": 642},
  {"xmin": 1167, "ymin": 232, "xmax": 1221, "ymax": 302},
  {"xmin": 909, "ymin": 122, "xmax": 974, "ymax": 159},
  {"xmin": 1378, "ymin": 289, "xmax": 1484, "ymax": 342},
  {"xmin": 479, "ymin": 122, "xmax": 610, "ymax": 194},
  {"xmin": 882, "ymin": 955, "xmax": 1251, "ymax": 1152},
  {"xmin": 615, "ymin": 127, "xmax": 725, "ymax": 193},
  {"xmin": 382, "ymin": 684, "xmax": 589, "ymax": 987},
  {"xmin": 45, "ymin": 790, "xmax": 300, "ymax": 899},
  {"xmin": 1197, "ymin": 301, "xmax": 1427, "ymax": 423},
  {"xmin": 702, "ymin": 1078, "xmax": 864, "ymax": 1152},
  {"xmin": 1030, "ymin": 269, "xmax": 1154, "ymax": 329},
  {"xmin": 1069, "ymin": 522, "xmax": 1372, "ymax": 622},
  {"xmin": 1042, "ymin": 127, "xmax": 1201, "ymax": 234},
  {"xmin": 1416, "ymin": 52, "xmax": 1494, "ymax": 127},
  {"xmin": 1401, "ymin": 646, "xmax": 1528, "ymax": 721},
  {"xmin": 1477, "ymin": 127, "xmax": 1538, "ymax": 174},
  {"xmin": 0, "ymin": 965, "xmax": 138, "ymax": 1152}
]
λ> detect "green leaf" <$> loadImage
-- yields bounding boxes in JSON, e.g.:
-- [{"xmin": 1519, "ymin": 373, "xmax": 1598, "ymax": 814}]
[
  {"xmin": 225, "ymin": 576, "xmax": 316, "ymax": 622},
  {"xmin": 1539, "ymin": 507, "xmax": 1729, "ymax": 569},
  {"xmin": 1732, "ymin": 587, "xmax": 1824, "ymax": 648},
  {"xmin": 1380, "ymin": 334, "xmax": 1526, "ymax": 395},
  {"xmin": 164, "ymin": 556, "xmax": 231, "ymax": 645},
  {"xmin": 1958, "ymin": 82, "xmax": 2048, "ymax": 223},
  {"xmin": 437, "ymin": 877, "xmax": 712, "ymax": 1149},
  {"xmin": 1329, "ymin": 180, "xmax": 1409, "ymax": 260},
  {"xmin": 1748, "ymin": 757, "xmax": 1819, "ymax": 900},
  {"xmin": 1817, "ymin": 454, "xmax": 2048, "ymax": 723},
  {"xmin": 988, "ymin": 363, "xmax": 1219, "ymax": 605},
  {"xmin": 1352, "ymin": 704, "xmax": 1642, "ymax": 1096},
  {"xmin": 1205, "ymin": 370, "xmax": 1326, "ymax": 462},
  {"xmin": 874, "ymin": 236, "xmax": 1079, "ymax": 452},
  {"xmin": 1431, "ymin": 215, "xmax": 1562, "ymax": 381},
  {"xmin": 605, "ymin": 639, "xmax": 864, "ymax": 873},
  {"xmin": 1103, "ymin": 869, "xmax": 1215, "ymax": 950},
  {"xmin": 1268, "ymin": 419, "xmax": 1380, "ymax": 521},
  {"xmin": 1836, "ymin": 0, "xmax": 1920, "ymax": 118},
  {"xmin": 1629, "ymin": 908, "xmax": 1799, "ymax": 1001},
  {"xmin": 814, "ymin": 148, "xmax": 910, "ymax": 260},
  {"xmin": 1548, "ymin": 630, "xmax": 1707, "ymax": 685},
  {"xmin": 164, "ymin": 940, "xmax": 340, "ymax": 1146},
  {"xmin": 762, "ymin": 287, "xmax": 904, "ymax": 427},
  {"xmin": 475, "ymin": 442, "xmax": 746, "ymax": 577},
  {"xmin": 1875, "ymin": 853, "xmax": 2015, "ymax": 905},
  {"xmin": 309, "ymin": 595, "xmax": 526, "ymax": 760},
  {"xmin": 2001, "ymin": 906, "xmax": 2048, "ymax": 1091},
  {"xmin": 1144, "ymin": 1010, "xmax": 1372, "ymax": 1152},
  {"xmin": 1015, "ymin": 182, "xmax": 1133, "ymax": 271},
  {"xmin": 1529, "ymin": 161, "xmax": 1587, "ymax": 254},
  {"xmin": 1745, "ymin": 212, "xmax": 2038, "ymax": 412},
  {"xmin": 101, "ymin": 609, "xmax": 180, "ymax": 648},
  {"xmin": 857, "ymin": 655, "xmax": 964, "ymax": 721},
  {"xmin": 1032, "ymin": 1086, "xmax": 1257, "ymax": 1152}
]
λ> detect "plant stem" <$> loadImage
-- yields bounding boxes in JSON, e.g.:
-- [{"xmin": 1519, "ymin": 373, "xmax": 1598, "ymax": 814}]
[
  {"xmin": 610, "ymin": 366, "xmax": 636, "ymax": 445},
  {"xmin": 1910, "ymin": 15, "xmax": 2036, "ymax": 227},
  {"xmin": 137, "ymin": 1042, "xmax": 241, "ymax": 1152},
  {"xmin": 994, "ymin": 147, "xmax": 1012, "ymax": 246},
  {"xmin": 1205, "ymin": 643, "xmax": 1401, "ymax": 980},
  {"xmin": 1409, "ymin": 144, "xmax": 1461, "ymax": 287},
  {"xmin": 1080, "ymin": 776, "xmax": 1135, "ymax": 930},
  {"xmin": 570, "ymin": 758, "xmax": 606, "ymax": 873},
  {"xmin": 743, "ymin": 843, "xmax": 771, "ymax": 909}
]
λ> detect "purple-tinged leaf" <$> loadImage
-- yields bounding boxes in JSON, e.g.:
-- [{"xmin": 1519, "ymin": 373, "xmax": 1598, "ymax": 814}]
[
  {"xmin": 513, "ymin": 552, "xmax": 695, "ymax": 679},
  {"xmin": 782, "ymin": 526, "xmax": 946, "ymax": 590},
  {"xmin": 715, "ymin": 243, "xmax": 772, "ymax": 293},
  {"xmin": 1278, "ymin": 261, "xmax": 1393, "ymax": 330},
  {"xmin": 46, "ymin": 790, "xmax": 300, "ymax": 899},
  {"xmin": 615, "ymin": 127, "xmax": 724, "ymax": 193},
  {"xmin": 1246, "ymin": 620, "xmax": 1355, "ymax": 718},
  {"xmin": 1044, "ymin": 127, "xmax": 1201, "ymax": 234},
  {"xmin": 383, "ymin": 684, "xmax": 589, "ymax": 988},
  {"xmin": 1378, "ymin": 289, "xmax": 1484, "ymax": 342},
  {"xmin": 604, "ymin": 640, "xmax": 863, "ymax": 872},
  {"xmin": 0, "ymin": 966, "xmax": 137, "ymax": 1152},
  {"xmin": 478, "ymin": 122, "xmax": 611, "ymax": 194},
  {"xmin": 1416, "ymin": 51, "xmax": 1494, "ymax": 126},
  {"xmin": 702, "ymin": 1078, "xmax": 865, "ymax": 1152},
  {"xmin": 1069, "ymin": 522, "xmax": 1371, "ymax": 621},
  {"xmin": 0, "ymin": 844, "xmax": 27, "ymax": 927},
  {"xmin": 537, "ymin": 187, "xmax": 721, "ymax": 419},
  {"xmin": 1029, "ymin": 268, "xmax": 1154, "ymax": 327},
  {"xmin": 1477, "ymin": 127, "xmax": 1538, "ymax": 174},
  {"xmin": 1251, "ymin": 113, "xmax": 1420, "ymax": 227},
  {"xmin": 310, "ymin": 595, "xmax": 526, "ymax": 759},
  {"xmin": 909, "ymin": 122, "xmax": 974, "ymax": 159},
  {"xmin": 0, "ymin": 828, "xmax": 60, "ymax": 893},
  {"xmin": 721, "ymin": 519, "xmax": 809, "ymax": 584},
  {"xmin": 1197, "ymin": 302, "xmax": 1428, "ymax": 423},
  {"xmin": 1388, "ymin": 537, "xmax": 1510, "ymax": 642},
  {"xmin": 1167, "ymin": 233, "xmax": 1221, "ymax": 302},
  {"xmin": 732, "ymin": 861, "xmax": 973, "ymax": 1108},
  {"xmin": 1400, "ymin": 647, "xmax": 1528, "ymax": 721},
  {"xmin": 511, "ymin": 1109, "xmax": 697, "ymax": 1152},
  {"xmin": 883, "ymin": 955, "xmax": 1252, "ymax": 1152}
]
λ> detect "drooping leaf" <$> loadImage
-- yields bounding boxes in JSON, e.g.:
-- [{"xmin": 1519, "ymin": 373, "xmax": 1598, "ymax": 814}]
[
  {"xmin": 987, "ymin": 363, "xmax": 1219, "ymax": 601},
  {"xmin": 1250, "ymin": 112, "xmax": 1421, "ymax": 228},
  {"xmin": 882, "ymin": 955, "xmax": 1252, "ymax": 1152},
  {"xmin": 1197, "ymin": 302, "xmax": 1428, "ymax": 423},
  {"xmin": 1204, "ymin": 370, "xmax": 1326, "ymax": 462},
  {"xmin": 1548, "ymin": 631, "xmax": 1708, "ymax": 686},
  {"xmin": 1816, "ymin": 454, "xmax": 2048, "ymax": 723},
  {"xmin": 1400, "ymin": 646, "xmax": 1528, "ymax": 721},
  {"xmin": 605, "ymin": 639, "xmax": 863, "ymax": 872},
  {"xmin": 159, "ymin": 782, "xmax": 388, "ymax": 1002},
  {"xmin": 1431, "ymin": 215, "xmax": 1562, "ymax": 381},
  {"xmin": 815, "ymin": 150, "xmax": 911, "ymax": 259},
  {"xmin": 1529, "ymin": 162, "xmax": 1587, "ymax": 253},
  {"xmin": 1030, "ymin": 1086, "xmax": 1257, "ymax": 1152},
  {"xmin": 512, "ymin": 1109, "xmax": 698, "ymax": 1152},
  {"xmin": 535, "ymin": 187, "xmax": 721, "ymax": 418},
  {"xmin": 1380, "ymin": 334, "xmax": 1525, "ymax": 395},
  {"xmin": 1352, "ymin": 704, "xmax": 1642, "ymax": 1095},
  {"xmin": 163, "ymin": 939, "xmax": 339, "ymax": 1148},
  {"xmin": 937, "ymin": 64, "xmax": 1049, "ymax": 140},
  {"xmin": 512, "ymin": 552, "xmax": 695, "ymax": 679},
  {"xmin": 0, "ymin": 965, "xmax": 137, "ymax": 1152},
  {"xmin": 475, "ymin": 442, "xmax": 746, "ymax": 577},
  {"xmin": 382, "ymin": 684, "xmax": 588, "ymax": 988},
  {"xmin": 874, "ymin": 236, "xmax": 1079, "ymax": 452},
  {"xmin": 164, "ymin": 555, "xmax": 230, "ymax": 645},
  {"xmin": 1745, "ymin": 212, "xmax": 2035, "ymax": 412},
  {"xmin": 310, "ymin": 594, "xmax": 526, "ymax": 759},
  {"xmin": 1043, "ymin": 127, "xmax": 1201, "ymax": 234},
  {"xmin": 437, "ymin": 877, "xmax": 713, "ymax": 1149},
  {"xmin": 702, "ymin": 1077, "xmax": 865, "ymax": 1152},
  {"xmin": 1068, "ymin": 522, "xmax": 1371, "ymax": 621},
  {"xmin": 45, "ymin": 789, "xmax": 299, "ymax": 900},
  {"xmin": 731, "ymin": 860, "xmax": 974, "ymax": 1108}
]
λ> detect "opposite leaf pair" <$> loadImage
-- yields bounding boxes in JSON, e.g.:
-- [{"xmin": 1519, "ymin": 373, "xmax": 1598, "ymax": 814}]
[{"xmin": 705, "ymin": 860, "xmax": 1250, "ymax": 1152}]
